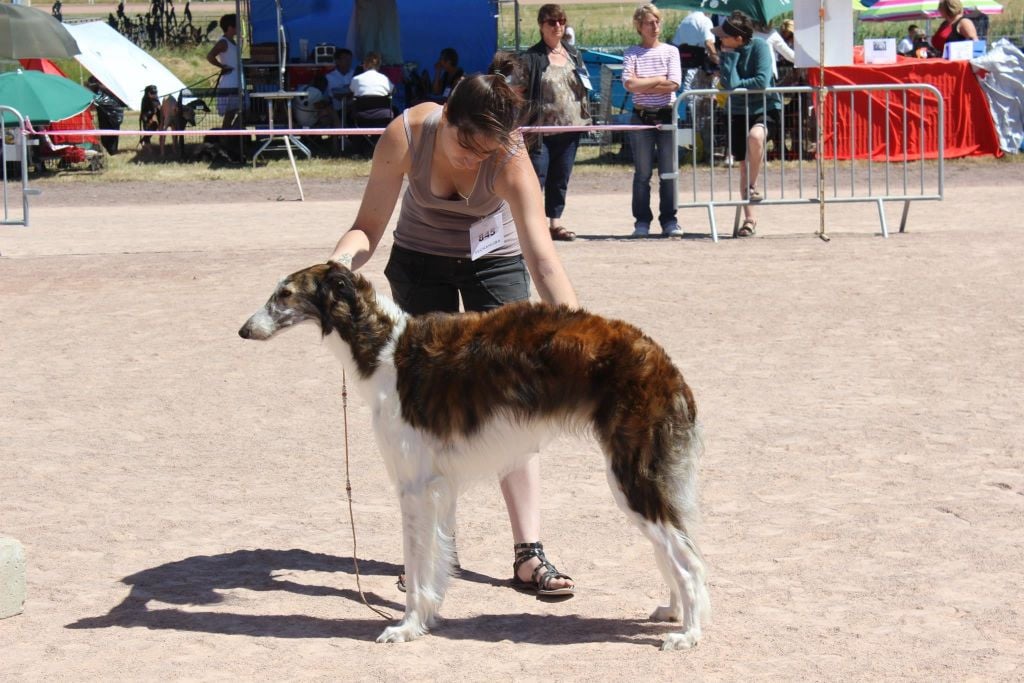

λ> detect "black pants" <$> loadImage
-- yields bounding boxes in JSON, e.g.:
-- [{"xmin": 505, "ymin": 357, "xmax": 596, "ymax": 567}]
[
  {"xmin": 384, "ymin": 244, "xmax": 530, "ymax": 314},
  {"xmin": 384, "ymin": 244, "xmax": 531, "ymax": 580}
]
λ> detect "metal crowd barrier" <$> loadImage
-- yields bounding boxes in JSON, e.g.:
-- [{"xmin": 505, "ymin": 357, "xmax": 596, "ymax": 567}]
[
  {"xmin": 1, "ymin": 106, "xmax": 39, "ymax": 229},
  {"xmin": 674, "ymin": 83, "xmax": 945, "ymax": 241}
]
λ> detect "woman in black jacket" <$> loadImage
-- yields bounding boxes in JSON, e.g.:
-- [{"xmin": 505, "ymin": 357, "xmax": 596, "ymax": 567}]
[{"xmin": 521, "ymin": 4, "xmax": 590, "ymax": 242}]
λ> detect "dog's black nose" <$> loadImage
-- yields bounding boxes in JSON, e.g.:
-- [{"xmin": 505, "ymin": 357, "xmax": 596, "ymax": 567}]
[{"xmin": 238, "ymin": 325, "xmax": 251, "ymax": 339}]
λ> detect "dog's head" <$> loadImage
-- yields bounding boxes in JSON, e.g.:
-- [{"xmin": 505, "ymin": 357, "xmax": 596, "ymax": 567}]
[
  {"xmin": 239, "ymin": 263, "xmax": 400, "ymax": 375},
  {"xmin": 239, "ymin": 262, "xmax": 360, "ymax": 339}
]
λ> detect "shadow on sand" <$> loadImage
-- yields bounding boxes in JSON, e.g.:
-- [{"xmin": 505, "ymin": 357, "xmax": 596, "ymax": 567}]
[{"xmin": 66, "ymin": 548, "xmax": 665, "ymax": 646}]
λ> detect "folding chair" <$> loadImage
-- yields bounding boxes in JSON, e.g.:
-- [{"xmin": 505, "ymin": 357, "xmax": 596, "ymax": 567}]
[{"xmin": 351, "ymin": 94, "xmax": 394, "ymax": 156}]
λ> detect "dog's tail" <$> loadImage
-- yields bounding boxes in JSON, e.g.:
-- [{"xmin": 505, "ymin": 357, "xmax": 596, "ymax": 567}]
[
  {"xmin": 601, "ymin": 381, "xmax": 702, "ymax": 531},
  {"xmin": 601, "ymin": 384, "xmax": 710, "ymax": 624}
]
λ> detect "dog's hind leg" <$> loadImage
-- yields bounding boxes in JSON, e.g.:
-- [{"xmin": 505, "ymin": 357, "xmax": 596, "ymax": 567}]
[
  {"xmin": 377, "ymin": 478, "xmax": 456, "ymax": 643},
  {"xmin": 602, "ymin": 415, "xmax": 709, "ymax": 650}
]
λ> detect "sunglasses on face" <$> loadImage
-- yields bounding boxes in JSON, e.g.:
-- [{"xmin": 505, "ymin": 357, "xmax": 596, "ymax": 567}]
[{"xmin": 543, "ymin": 18, "xmax": 566, "ymax": 27}]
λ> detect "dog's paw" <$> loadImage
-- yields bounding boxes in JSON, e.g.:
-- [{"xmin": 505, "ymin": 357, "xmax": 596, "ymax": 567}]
[
  {"xmin": 660, "ymin": 629, "xmax": 701, "ymax": 651},
  {"xmin": 376, "ymin": 622, "xmax": 427, "ymax": 644},
  {"xmin": 650, "ymin": 604, "xmax": 682, "ymax": 622}
]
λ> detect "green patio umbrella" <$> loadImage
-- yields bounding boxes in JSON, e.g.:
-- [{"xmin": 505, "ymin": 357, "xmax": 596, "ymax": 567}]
[
  {"xmin": 0, "ymin": 3, "xmax": 80, "ymax": 60},
  {"xmin": 0, "ymin": 69, "xmax": 94, "ymax": 125},
  {"xmin": 654, "ymin": 0, "xmax": 794, "ymax": 26}
]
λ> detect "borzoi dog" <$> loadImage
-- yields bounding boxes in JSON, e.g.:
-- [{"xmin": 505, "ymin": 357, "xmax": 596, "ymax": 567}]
[{"xmin": 238, "ymin": 262, "xmax": 710, "ymax": 650}]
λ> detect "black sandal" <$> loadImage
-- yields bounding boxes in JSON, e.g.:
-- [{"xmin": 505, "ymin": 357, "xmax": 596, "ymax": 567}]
[{"xmin": 510, "ymin": 542, "xmax": 575, "ymax": 598}]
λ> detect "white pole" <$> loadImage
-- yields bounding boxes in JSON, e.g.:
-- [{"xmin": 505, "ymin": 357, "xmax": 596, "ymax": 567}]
[{"xmin": 817, "ymin": 0, "xmax": 830, "ymax": 241}]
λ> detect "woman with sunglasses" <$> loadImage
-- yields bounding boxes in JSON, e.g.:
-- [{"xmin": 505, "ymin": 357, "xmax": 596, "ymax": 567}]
[
  {"xmin": 522, "ymin": 4, "xmax": 591, "ymax": 242},
  {"xmin": 328, "ymin": 73, "xmax": 578, "ymax": 598}
]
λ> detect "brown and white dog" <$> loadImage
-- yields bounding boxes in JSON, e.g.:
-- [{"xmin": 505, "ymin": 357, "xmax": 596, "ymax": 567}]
[{"xmin": 238, "ymin": 262, "xmax": 709, "ymax": 650}]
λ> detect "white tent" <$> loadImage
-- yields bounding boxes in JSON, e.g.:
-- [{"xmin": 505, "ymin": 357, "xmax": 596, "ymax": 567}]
[{"xmin": 66, "ymin": 21, "xmax": 187, "ymax": 107}]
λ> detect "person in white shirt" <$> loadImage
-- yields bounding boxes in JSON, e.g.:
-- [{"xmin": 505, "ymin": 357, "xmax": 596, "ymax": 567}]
[
  {"xmin": 206, "ymin": 13, "xmax": 240, "ymax": 129},
  {"xmin": 897, "ymin": 24, "xmax": 920, "ymax": 55},
  {"xmin": 350, "ymin": 51, "xmax": 395, "ymax": 98},
  {"xmin": 324, "ymin": 48, "xmax": 356, "ymax": 114},
  {"xmin": 671, "ymin": 9, "xmax": 720, "ymax": 119},
  {"xmin": 753, "ymin": 22, "xmax": 795, "ymax": 80}
]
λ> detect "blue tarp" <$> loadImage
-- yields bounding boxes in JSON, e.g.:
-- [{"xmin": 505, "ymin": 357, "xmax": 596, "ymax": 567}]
[
  {"xmin": 581, "ymin": 49, "xmax": 631, "ymax": 114},
  {"xmin": 248, "ymin": 1, "xmax": 498, "ymax": 76}
]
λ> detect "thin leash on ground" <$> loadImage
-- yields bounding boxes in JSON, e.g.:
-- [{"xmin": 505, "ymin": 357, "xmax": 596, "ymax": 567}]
[{"xmin": 342, "ymin": 367, "xmax": 393, "ymax": 621}]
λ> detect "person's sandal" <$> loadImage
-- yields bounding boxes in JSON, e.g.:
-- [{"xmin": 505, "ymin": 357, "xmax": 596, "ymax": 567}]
[
  {"xmin": 549, "ymin": 226, "xmax": 577, "ymax": 242},
  {"xmin": 747, "ymin": 186, "xmax": 764, "ymax": 202},
  {"xmin": 510, "ymin": 542, "xmax": 575, "ymax": 598},
  {"xmin": 737, "ymin": 218, "xmax": 757, "ymax": 238}
]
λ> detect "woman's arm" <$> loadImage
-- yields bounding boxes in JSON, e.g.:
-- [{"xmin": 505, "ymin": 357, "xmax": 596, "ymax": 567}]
[
  {"xmin": 623, "ymin": 48, "xmax": 680, "ymax": 94},
  {"xmin": 327, "ymin": 114, "xmax": 411, "ymax": 268},
  {"xmin": 494, "ymin": 149, "xmax": 578, "ymax": 308},
  {"xmin": 206, "ymin": 39, "xmax": 227, "ymax": 70},
  {"xmin": 720, "ymin": 43, "xmax": 773, "ymax": 90},
  {"xmin": 769, "ymin": 32, "xmax": 795, "ymax": 64}
]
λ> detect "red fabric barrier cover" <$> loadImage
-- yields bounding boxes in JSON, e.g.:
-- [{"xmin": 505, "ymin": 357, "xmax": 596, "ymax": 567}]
[
  {"xmin": 807, "ymin": 59, "xmax": 1001, "ymax": 160},
  {"xmin": 19, "ymin": 58, "xmax": 100, "ymax": 147}
]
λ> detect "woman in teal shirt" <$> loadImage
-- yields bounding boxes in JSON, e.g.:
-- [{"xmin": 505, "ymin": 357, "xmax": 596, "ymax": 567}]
[{"xmin": 715, "ymin": 10, "xmax": 782, "ymax": 237}]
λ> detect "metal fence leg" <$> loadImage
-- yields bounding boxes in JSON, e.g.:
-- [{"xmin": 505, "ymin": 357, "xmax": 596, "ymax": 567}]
[
  {"xmin": 875, "ymin": 198, "xmax": 889, "ymax": 238},
  {"xmin": 707, "ymin": 205, "xmax": 718, "ymax": 242},
  {"xmin": 898, "ymin": 200, "xmax": 911, "ymax": 233},
  {"xmin": 732, "ymin": 205, "xmax": 743, "ymax": 239}
]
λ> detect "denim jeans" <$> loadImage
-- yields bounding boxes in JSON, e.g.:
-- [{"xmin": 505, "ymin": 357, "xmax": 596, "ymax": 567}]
[
  {"xmin": 384, "ymin": 245, "xmax": 530, "ymax": 314},
  {"xmin": 528, "ymin": 132, "xmax": 581, "ymax": 220},
  {"xmin": 629, "ymin": 115, "xmax": 678, "ymax": 227}
]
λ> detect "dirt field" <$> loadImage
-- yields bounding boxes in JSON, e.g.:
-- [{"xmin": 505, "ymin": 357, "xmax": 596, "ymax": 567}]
[{"xmin": 1, "ymin": 163, "xmax": 1022, "ymax": 681}]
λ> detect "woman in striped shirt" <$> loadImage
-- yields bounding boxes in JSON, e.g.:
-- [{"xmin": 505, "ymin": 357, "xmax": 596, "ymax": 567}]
[{"xmin": 622, "ymin": 4, "xmax": 683, "ymax": 238}]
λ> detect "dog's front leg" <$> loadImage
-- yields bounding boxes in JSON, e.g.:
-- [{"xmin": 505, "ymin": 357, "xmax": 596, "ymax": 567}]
[{"xmin": 377, "ymin": 483, "xmax": 452, "ymax": 643}]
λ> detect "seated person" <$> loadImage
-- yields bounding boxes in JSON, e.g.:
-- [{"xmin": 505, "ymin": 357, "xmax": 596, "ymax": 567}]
[
  {"xmin": 350, "ymin": 52, "xmax": 394, "ymax": 155},
  {"xmin": 897, "ymin": 24, "xmax": 920, "ymax": 55},
  {"xmin": 351, "ymin": 51, "xmax": 394, "ymax": 99},
  {"xmin": 430, "ymin": 47, "xmax": 464, "ymax": 102},
  {"xmin": 324, "ymin": 48, "xmax": 356, "ymax": 117},
  {"xmin": 295, "ymin": 75, "xmax": 341, "ymax": 127}
]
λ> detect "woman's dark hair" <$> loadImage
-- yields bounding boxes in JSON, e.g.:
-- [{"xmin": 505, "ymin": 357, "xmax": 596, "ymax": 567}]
[
  {"xmin": 444, "ymin": 73, "xmax": 525, "ymax": 155},
  {"xmin": 363, "ymin": 51, "xmax": 382, "ymax": 70},
  {"xmin": 488, "ymin": 50, "xmax": 526, "ymax": 89},
  {"xmin": 219, "ymin": 13, "xmax": 236, "ymax": 32},
  {"xmin": 440, "ymin": 47, "xmax": 459, "ymax": 66},
  {"xmin": 725, "ymin": 10, "xmax": 755, "ymax": 45}
]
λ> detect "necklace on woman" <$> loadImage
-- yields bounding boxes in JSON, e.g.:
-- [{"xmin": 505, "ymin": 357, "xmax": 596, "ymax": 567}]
[{"xmin": 454, "ymin": 167, "xmax": 480, "ymax": 204}]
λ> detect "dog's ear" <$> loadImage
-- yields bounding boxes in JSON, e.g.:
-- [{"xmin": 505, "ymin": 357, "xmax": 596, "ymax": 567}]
[
  {"xmin": 323, "ymin": 261, "xmax": 355, "ymax": 296},
  {"xmin": 317, "ymin": 262, "xmax": 358, "ymax": 336}
]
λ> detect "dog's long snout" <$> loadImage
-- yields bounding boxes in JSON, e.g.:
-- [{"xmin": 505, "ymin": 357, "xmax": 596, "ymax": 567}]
[{"xmin": 238, "ymin": 310, "xmax": 275, "ymax": 340}]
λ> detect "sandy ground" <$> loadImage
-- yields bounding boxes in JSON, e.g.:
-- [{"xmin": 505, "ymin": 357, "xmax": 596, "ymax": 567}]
[{"xmin": 1, "ymin": 163, "xmax": 1023, "ymax": 681}]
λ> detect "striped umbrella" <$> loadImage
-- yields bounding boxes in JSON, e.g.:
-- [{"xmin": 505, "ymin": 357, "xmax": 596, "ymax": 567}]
[{"xmin": 858, "ymin": 0, "xmax": 1003, "ymax": 21}]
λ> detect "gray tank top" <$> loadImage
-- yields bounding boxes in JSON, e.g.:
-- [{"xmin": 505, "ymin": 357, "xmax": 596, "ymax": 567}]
[{"xmin": 393, "ymin": 108, "xmax": 521, "ymax": 258}]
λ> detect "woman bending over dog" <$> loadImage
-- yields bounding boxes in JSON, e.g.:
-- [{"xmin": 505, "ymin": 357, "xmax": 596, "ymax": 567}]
[{"xmin": 328, "ymin": 72, "xmax": 579, "ymax": 597}]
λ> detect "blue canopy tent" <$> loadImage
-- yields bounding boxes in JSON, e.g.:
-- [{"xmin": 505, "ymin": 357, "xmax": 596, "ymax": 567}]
[{"xmin": 247, "ymin": 0, "xmax": 499, "ymax": 77}]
